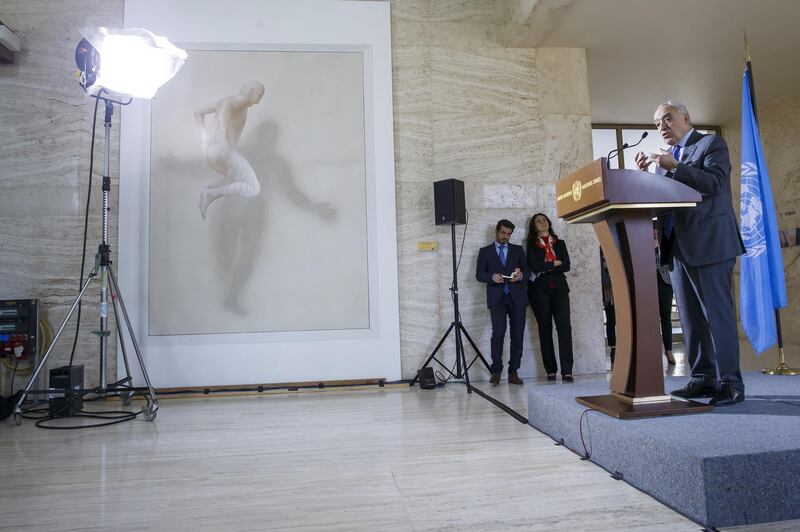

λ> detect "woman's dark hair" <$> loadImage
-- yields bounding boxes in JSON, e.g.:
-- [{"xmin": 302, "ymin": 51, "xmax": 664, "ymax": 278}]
[{"xmin": 527, "ymin": 212, "xmax": 558, "ymax": 245}]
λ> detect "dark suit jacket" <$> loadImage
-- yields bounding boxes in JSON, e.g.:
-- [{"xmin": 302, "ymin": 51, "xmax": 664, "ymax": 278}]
[
  {"xmin": 658, "ymin": 130, "xmax": 746, "ymax": 268},
  {"xmin": 476, "ymin": 242, "xmax": 529, "ymax": 307},
  {"xmin": 527, "ymin": 238, "xmax": 571, "ymax": 293}
]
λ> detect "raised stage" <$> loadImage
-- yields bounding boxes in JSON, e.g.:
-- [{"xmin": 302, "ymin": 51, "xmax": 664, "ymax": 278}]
[{"xmin": 527, "ymin": 372, "xmax": 800, "ymax": 528}]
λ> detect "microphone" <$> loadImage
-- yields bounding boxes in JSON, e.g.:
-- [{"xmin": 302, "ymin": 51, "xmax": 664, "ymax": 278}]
[
  {"xmin": 606, "ymin": 132, "xmax": 648, "ymax": 168},
  {"xmin": 627, "ymin": 131, "xmax": 648, "ymax": 149}
]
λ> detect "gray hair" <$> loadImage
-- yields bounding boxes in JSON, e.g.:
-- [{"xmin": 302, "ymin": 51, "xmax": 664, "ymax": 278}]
[{"xmin": 659, "ymin": 100, "xmax": 691, "ymax": 123}]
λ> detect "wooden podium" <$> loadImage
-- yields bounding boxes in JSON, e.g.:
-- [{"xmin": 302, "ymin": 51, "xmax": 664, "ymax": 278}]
[{"xmin": 556, "ymin": 158, "xmax": 713, "ymax": 418}]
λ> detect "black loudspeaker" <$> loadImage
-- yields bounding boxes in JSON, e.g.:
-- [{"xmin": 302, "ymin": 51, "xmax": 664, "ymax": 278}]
[
  {"xmin": 417, "ymin": 367, "xmax": 437, "ymax": 389},
  {"xmin": 433, "ymin": 178, "xmax": 466, "ymax": 225}
]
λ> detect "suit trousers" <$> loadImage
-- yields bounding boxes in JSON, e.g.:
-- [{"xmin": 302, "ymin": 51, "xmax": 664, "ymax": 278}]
[
  {"xmin": 489, "ymin": 293, "xmax": 527, "ymax": 375},
  {"xmin": 670, "ymin": 252, "xmax": 743, "ymax": 391},
  {"xmin": 657, "ymin": 280, "xmax": 674, "ymax": 352},
  {"xmin": 604, "ymin": 302, "xmax": 616, "ymax": 347},
  {"xmin": 529, "ymin": 284, "xmax": 573, "ymax": 376}
]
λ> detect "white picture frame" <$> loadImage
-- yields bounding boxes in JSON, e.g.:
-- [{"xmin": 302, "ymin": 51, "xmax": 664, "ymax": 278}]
[{"xmin": 118, "ymin": 0, "xmax": 399, "ymax": 386}]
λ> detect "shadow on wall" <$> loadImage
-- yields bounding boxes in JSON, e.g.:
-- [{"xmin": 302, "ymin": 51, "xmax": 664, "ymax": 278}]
[{"xmin": 213, "ymin": 120, "xmax": 337, "ymax": 315}]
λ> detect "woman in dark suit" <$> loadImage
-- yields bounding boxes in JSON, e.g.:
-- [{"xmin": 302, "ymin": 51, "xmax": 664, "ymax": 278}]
[{"xmin": 526, "ymin": 213, "xmax": 574, "ymax": 382}]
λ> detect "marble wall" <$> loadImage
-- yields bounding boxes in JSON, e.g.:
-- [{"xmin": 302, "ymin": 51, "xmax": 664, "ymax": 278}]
[
  {"xmin": 723, "ymin": 91, "xmax": 800, "ymax": 368},
  {"xmin": 0, "ymin": 0, "xmax": 604, "ymax": 392},
  {"xmin": 391, "ymin": 1, "xmax": 603, "ymax": 379},
  {"xmin": 0, "ymin": 1, "xmax": 123, "ymax": 394}
]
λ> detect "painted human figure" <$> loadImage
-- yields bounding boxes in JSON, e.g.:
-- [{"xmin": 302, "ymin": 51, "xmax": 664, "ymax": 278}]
[{"xmin": 194, "ymin": 80, "xmax": 265, "ymax": 219}]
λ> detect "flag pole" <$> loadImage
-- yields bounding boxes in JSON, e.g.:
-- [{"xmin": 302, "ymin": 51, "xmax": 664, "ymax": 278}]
[
  {"xmin": 744, "ymin": 30, "xmax": 800, "ymax": 376},
  {"xmin": 763, "ymin": 310, "xmax": 799, "ymax": 375},
  {"xmin": 744, "ymin": 29, "xmax": 750, "ymax": 62}
]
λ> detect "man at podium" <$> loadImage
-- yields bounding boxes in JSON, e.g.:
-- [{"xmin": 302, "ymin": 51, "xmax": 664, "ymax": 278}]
[{"xmin": 634, "ymin": 100, "xmax": 746, "ymax": 406}]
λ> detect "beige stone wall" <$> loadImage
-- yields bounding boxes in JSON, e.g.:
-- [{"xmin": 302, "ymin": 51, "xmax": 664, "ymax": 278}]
[
  {"xmin": 723, "ymin": 91, "xmax": 800, "ymax": 368},
  {"xmin": 392, "ymin": 1, "xmax": 603, "ymax": 379},
  {"xmin": 0, "ymin": 1, "xmax": 123, "ymax": 394},
  {"xmin": 0, "ymin": 0, "xmax": 604, "ymax": 390}
]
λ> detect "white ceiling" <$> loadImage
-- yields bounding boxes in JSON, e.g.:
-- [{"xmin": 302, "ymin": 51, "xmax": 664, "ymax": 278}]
[{"xmin": 537, "ymin": 0, "xmax": 800, "ymax": 126}]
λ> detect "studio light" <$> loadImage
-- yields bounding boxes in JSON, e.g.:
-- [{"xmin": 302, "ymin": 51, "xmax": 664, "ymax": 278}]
[
  {"xmin": 15, "ymin": 27, "xmax": 187, "ymax": 426},
  {"xmin": 76, "ymin": 27, "xmax": 187, "ymax": 99}
]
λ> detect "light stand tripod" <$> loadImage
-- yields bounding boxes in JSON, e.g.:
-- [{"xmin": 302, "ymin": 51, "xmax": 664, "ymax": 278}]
[
  {"xmin": 410, "ymin": 223, "xmax": 492, "ymax": 392},
  {"xmin": 14, "ymin": 95, "xmax": 158, "ymax": 424}
]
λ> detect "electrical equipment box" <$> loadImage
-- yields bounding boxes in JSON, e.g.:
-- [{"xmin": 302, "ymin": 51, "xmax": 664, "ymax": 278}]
[
  {"xmin": 1, "ymin": 299, "xmax": 43, "ymax": 401},
  {"xmin": 49, "ymin": 365, "xmax": 84, "ymax": 417},
  {"xmin": 0, "ymin": 299, "xmax": 38, "ymax": 360}
]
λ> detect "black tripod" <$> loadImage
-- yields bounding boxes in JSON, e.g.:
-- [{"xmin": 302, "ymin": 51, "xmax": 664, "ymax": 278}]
[{"xmin": 410, "ymin": 223, "xmax": 492, "ymax": 392}]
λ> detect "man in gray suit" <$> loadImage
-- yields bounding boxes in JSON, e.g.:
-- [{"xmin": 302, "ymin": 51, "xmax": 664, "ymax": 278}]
[{"xmin": 635, "ymin": 100, "xmax": 746, "ymax": 406}]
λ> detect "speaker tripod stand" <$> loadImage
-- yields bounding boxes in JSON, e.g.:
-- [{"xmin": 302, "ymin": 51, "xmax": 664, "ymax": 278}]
[
  {"xmin": 14, "ymin": 97, "xmax": 158, "ymax": 425},
  {"xmin": 410, "ymin": 223, "xmax": 492, "ymax": 392}
]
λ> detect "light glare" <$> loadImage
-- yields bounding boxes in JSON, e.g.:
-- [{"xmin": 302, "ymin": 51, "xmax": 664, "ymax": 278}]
[{"xmin": 79, "ymin": 27, "xmax": 187, "ymax": 99}]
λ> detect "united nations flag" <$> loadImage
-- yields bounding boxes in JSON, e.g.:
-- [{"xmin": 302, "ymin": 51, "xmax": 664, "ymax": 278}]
[{"xmin": 739, "ymin": 58, "xmax": 787, "ymax": 353}]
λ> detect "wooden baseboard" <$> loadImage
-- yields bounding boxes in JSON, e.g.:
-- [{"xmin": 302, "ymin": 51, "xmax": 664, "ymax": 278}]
[{"xmin": 156, "ymin": 378, "xmax": 389, "ymax": 396}]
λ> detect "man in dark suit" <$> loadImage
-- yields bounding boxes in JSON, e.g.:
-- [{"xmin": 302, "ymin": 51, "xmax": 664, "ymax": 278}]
[
  {"xmin": 635, "ymin": 100, "xmax": 746, "ymax": 406},
  {"xmin": 476, "ymin": 219, "xmax": 529, "ymax": 385}
]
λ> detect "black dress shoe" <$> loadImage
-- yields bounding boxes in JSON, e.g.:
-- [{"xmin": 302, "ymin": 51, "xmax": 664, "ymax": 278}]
[
  {"xmin": 710, "ymin": 386, "xmax": 745, "ymax": 406},
  {"xmin": 562, "ymin": 375, "xmax": 574, "ymax": 383},
  {"xmin": 508, "ymin": 372, "xmax": 524, "ymax": 385},
  {"xmin": 546, "ymin": 374, "xmax": 557, "ymax": 382},
  {"xmin": 670, "ymin": 381, "xmax": 718, "ymax": 399}
]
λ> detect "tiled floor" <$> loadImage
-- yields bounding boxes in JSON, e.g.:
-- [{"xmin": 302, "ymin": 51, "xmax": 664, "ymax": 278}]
[{"xmin": 1, "ymin": 345, "xmax": 796, "ymax": 531}]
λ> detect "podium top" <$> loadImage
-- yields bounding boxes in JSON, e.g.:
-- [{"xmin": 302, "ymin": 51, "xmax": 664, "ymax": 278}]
[{"xmin": 556, "ymin": 158, "xmax": 702, "ymax": 223}]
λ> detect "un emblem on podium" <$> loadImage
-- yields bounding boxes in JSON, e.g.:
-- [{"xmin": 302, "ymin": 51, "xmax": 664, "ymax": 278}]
[{"xmin": 572, "ymin": 179, "xmax": 582, "ymax": 201}]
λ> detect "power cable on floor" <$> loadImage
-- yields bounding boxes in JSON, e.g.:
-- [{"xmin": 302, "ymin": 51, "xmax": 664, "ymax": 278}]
[{"xmin": 578, "ymin": 408, "xmax": 598, "ymax": 459}]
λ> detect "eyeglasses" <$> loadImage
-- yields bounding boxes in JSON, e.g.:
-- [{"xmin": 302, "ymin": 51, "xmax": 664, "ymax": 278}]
[{"xmin": 654, "ymin": 113, "xmax": 675, "ymax": 129}]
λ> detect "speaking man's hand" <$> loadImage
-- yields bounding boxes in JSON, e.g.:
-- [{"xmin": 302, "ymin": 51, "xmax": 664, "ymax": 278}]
[{"xmin": 634, "ymin": 151, "xmax": 652, "ymax": 172}]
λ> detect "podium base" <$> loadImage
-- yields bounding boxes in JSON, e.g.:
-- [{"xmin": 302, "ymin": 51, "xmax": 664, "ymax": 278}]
[{"xmin": 577, "ymin": 394, "xmax": 713, "ymax": 419}]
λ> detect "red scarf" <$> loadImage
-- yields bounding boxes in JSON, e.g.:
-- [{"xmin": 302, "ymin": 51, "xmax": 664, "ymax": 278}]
[{"xmin": 536, "ymin": 235, "xmax": 558, "ymax": 262}]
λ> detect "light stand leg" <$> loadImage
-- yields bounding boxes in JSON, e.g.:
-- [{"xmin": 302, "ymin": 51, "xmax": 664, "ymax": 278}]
[
  {"xmin": 112, "ymin": 306, "xmax": 134, "ymax": 385},
  {"xmin": 107, "ymin": 265, "xmax": 158, "ymax": 416},
  {"xmin": 14, "ymin": 268, "xmax": 98, "ymax": 423},
  {"xmin": 109, "ymin": 283, "xmax": 135, "ymax": 405}
]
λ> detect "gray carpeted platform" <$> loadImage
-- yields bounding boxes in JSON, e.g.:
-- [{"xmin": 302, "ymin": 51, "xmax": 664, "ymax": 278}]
[{"xmin": 527, "ymin": 372, "xmax": 800, "ymax": 528}]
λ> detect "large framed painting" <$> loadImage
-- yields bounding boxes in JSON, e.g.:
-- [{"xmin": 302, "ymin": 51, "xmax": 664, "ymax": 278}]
[
  {"xmin": 149, "ymin": 48, "xmax": 369, "ymax": 336},
  {"xmin": 119, "ymin": 0, "xmax": 399, "ymax": 386}
]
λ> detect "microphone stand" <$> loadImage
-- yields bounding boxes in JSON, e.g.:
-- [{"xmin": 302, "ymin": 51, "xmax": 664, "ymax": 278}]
[
  {"xmin": 606, "ymin": 143, "xmax": 628, "ymax": 169},
  {"xmin": 607, "ymin": 132, "xmax": 648, "ymax": 169}
]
